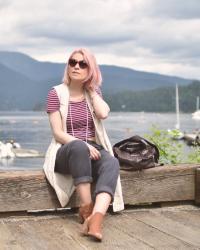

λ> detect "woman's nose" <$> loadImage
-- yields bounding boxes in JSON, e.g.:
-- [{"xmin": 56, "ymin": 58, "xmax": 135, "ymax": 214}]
[{"xmin": 74, "ymin": 63, "xmax": 80, "ymax": 69}]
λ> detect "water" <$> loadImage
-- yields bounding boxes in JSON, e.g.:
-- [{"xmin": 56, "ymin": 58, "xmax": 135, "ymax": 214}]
[{"xmin": 0, "ymin": 111, "xmax": 199, "ymax": 170}]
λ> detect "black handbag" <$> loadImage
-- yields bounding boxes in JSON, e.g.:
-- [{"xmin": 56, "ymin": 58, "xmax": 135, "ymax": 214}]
[{"xmin": 113, "ymin": 135, "xmax": 159, "ymax": 171}]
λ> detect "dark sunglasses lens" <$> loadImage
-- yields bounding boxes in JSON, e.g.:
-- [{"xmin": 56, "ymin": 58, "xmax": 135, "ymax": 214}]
[
  {"xmin": 79, "ymin": 61, "xmax": 88, "ymax": 69},
  {"xmin": 69, "ymin": 59, "xmax": 88, "ymax": 69},
  {"xmin": 69, "ymin": 59, "xmax": 77, "ymax": 67}
]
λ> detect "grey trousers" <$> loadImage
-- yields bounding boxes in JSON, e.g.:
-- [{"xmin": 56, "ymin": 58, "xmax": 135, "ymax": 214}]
[{"xmin": 54, "ymin": 140, "xmax": 119, "ymax": 201}]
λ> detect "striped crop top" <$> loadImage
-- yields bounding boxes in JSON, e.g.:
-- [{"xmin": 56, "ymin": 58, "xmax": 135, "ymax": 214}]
[{"xmin": 46, "ymin": 88, "xmax": 102, "ymax": 141}]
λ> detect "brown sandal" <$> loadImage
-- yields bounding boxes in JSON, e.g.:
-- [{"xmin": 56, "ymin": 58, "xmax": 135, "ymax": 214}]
[
  {"xmin": 82, "ymin": 212, "xmax": 104, "ymax": 241},
  {"xmin": 78, "ymin": 202, "xmax": 93, "ymax": 224}
]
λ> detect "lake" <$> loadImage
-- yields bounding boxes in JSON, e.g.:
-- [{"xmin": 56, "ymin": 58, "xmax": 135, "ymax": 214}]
[{"xmin": 0, "ymin": 111, "xmax": 199, "ymax": 169}]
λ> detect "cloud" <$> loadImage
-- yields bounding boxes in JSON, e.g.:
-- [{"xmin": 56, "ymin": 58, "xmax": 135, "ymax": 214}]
[
  {"xmin": 147, "ymin": 0, "xmax": 200, "ymax": 20},
  {"xmin": 0, "ymin": 0, "xmax": 200, "ymax": 79},
  {"xmin": 0, "ymin": 0, "xmax": 11, "ymax": 10}
]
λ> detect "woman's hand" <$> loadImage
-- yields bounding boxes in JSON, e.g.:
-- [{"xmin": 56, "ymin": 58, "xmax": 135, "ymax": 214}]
[
  {"xmin": 87, "ymin": 90, "xmax": 110, "ymax": 120},
  {"xmin": 86, "ymin": 143, "xmax": 101, "ymax": 160}
]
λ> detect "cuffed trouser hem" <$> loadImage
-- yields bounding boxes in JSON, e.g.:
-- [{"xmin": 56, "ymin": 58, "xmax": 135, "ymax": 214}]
[
  {"xmin": 94, "ymin": 186, "xmax": 114, "ymax": 202},
  {"xmin": 74, "ymin": 176, "xmax": 93, "ymax": 186}
]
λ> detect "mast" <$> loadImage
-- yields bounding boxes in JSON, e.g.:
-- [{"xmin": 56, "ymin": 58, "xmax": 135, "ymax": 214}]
[
  {"xmin": 175, "ymin": 84, "xmax": 180, "ymax": 129},
  {"xmin": 196, "ymin": 96, "xmax": 199, "ymax": 111}
]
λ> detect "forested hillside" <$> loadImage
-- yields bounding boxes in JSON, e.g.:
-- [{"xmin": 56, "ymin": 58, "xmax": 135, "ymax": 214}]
[{"xmin": 104, "ymin": 81, "xmax": 200, "ymax": 112}]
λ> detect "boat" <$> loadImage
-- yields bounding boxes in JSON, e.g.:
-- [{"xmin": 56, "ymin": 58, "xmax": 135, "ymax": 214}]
[
  {"xmin": 192, "ymin": 96, "xmax": 200, "ymax": 120},
  {"xmin": 183, "ymin": 96, "xmax": 200, "ymax": 145},
  {"xmin": 0, "ymin": 140, "xmax": 44, "ymax": 158},
  {"xmin": 192, "ymin": 110, "xmax": 200, "ymax": 120},
  {"xmin": 183, "ymin": 132, "xmax": 200, "ymax": 146},
  {"xmin": 0, "ymin": 141, "xmax": 15, "ymax": 158},
  {"xmin": 12, "ymin": 148, "xmax": 44, "ymax": 158},
  {"xmin": 168, "ymin": 84, "xmax": 184, "ymax": 140},
  {"xmin": 175, "ymin": 84, "xmax": 180, "ymax": 130}
]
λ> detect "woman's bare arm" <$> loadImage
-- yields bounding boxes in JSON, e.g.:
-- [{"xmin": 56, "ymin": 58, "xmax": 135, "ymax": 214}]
[
  {"xmin": 49, "ymin": 111, "xmax": 77, "ymax": 144},
  {"xmin": 89, "ymin": 90, "xmax": 110, "ymax": 119}
]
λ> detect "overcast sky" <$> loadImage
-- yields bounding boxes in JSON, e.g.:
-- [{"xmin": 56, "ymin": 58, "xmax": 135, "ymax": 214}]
[{"xmin": 1, "ymin": 0, "xmax": 200, "ymax": 79}]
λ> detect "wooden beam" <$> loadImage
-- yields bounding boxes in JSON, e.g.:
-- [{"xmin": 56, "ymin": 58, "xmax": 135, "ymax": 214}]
[
  {"xmin": 120, "ymin": 164, "xmax": 198, "ymax": 205},
  {"xmin": 195, "ymin": 168, "xmax": 200, "ymax": 205},
  {"xmin": 0, "ymin": 164, "xmax": 199, "ymax": 213}
]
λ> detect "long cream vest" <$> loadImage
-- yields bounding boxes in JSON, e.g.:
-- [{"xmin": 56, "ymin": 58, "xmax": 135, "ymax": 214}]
[{"xmin": 43, "ymin": 83, "xmax": 124, "ymax": 212}]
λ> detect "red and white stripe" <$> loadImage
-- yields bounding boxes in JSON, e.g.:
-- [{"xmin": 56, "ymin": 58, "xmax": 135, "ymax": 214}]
[{"xmin": 46, "ymin": 88, "xmax": 102, "ymax": 140}]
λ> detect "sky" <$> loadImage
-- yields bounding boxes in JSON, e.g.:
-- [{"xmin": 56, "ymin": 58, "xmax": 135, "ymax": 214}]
[{"xmin": 1, "ymin": 0, "xmax": 200, "ymax": 79}]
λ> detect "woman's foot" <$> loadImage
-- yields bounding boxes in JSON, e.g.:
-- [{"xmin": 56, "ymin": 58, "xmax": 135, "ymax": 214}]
[
  {"xmin": 82, "ymin": 212, "xmax": 104, "ymax": 241},
  {"xmin": 78, "ymin": 202, "xmax": 93, "ymax": 224}
]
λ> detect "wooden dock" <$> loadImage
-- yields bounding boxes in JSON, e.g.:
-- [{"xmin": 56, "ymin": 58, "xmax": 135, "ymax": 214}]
[{"xmin": 0, "ymin": 164, "xmax": 200, "ymax": 249}]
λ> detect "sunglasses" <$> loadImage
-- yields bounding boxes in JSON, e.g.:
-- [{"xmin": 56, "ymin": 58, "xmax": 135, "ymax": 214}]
[{"xmin": 68, "ymin": 58, "xmax": 88, "ymax": 69}]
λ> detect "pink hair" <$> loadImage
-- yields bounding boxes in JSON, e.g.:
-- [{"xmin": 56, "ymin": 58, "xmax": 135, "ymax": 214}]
[{"xmin": 62, "ymin": 48, "xmax": 102, "ymax": 89}]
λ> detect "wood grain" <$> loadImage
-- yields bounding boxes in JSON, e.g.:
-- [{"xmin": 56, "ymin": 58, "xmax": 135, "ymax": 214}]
[
  {"xmin": 1, "ymin": 207, "xmax": 200, "ymax": 249},
  {"xmin": 195, "ymin": 167, "xmax": 200, "ymax": 205},
  {"xmin": 0, "ymin": 164, "xmax": 199, "ymax": 212},
  {"xmin": 132, "ymin": 210, "xmax": 200, "ymax": 248}
]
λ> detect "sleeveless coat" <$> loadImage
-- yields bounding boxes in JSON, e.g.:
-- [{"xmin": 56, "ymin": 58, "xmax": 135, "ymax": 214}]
[{"xmin": 43, "ymin": 83, "xmax": 124, "ymax": 212}]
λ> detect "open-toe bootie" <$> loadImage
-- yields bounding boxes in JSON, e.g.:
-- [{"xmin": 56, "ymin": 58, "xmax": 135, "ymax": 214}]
[
  {"xmin": 78, "ymin": 202, "xmax": 93, "ymax": 224},
  {"xmin": 82, "ymin": 212, "xmax": 104, "ymax": 241}
]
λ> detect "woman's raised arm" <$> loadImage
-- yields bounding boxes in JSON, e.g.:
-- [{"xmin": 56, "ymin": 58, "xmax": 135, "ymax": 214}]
[{"xmin": 89, "ymin": 90, "xmax": 110, "ymax": 120}]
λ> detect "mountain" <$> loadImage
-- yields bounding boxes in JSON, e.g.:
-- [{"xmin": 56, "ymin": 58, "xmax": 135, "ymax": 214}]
[
  {"xmin": 0, "ymin": 51, "xmax": 64, "ymax": 82},
  {"xmin": 100, "ymin": 65, "xmax": 191, "ymax": 93},
  {"xmin": 105, "ymin": 81, "xmax": 200, "ymax": 112},
  {"xmin": 0, "ymin": 63, "xmax": 40, "ymax": 110},
  {"xmin": 0, "ymin": 51, "xmax": 196, "ymax": 110}
]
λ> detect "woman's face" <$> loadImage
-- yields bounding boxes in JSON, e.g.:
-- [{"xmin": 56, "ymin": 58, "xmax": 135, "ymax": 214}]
[{"xmin": 68, "ymin": 53, "xmax": 89, "ymax": 84}]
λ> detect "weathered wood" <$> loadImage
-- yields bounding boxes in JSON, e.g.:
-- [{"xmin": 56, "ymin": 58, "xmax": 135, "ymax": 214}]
[
  {"xmin": 120, "ymin": 164, "xmax": 199, "ymax": 205},
  {"xmin": 1, "ymin": 206, "xmax": 200, "ymax": 249},
  {"xmin": 133, "ymin": 210, "xmax": 200, "ymax": 248},
  {"xmin": 0, "ymin": 164, "xmax": 199, "ymax": 212},
  {"xmin": 107, "ymin": 212, "xmax": 194, "ymax": 249},
  {"xmin": 195, "ymin": 167, "xmax": 200, "ymax": 205},
  {"xmin": 0, "ymin": 170, "xmax": 60, "ymax": 212},
  {"xmin": 160, "ymin": 209, "xmax": 200, "ymax": 230}
]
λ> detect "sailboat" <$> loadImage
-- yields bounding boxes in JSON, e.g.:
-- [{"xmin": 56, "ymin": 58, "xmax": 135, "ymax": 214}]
[
  {"xmin": 175, "ymin": 84, "xmax": 180, "ymax": 129},
  {"xmin": 183, "ymin": 96, "xmax": 200, "ymax": 145},
  {"xmin": 192, "ymin": 96, "xmax": 200, "ymax": 120},
  {"xmin": 168, "ymin": 84, "xmax": 184, "ymax": 139}
]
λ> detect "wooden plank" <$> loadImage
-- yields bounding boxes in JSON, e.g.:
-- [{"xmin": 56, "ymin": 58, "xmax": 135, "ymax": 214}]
[
  {"xmin": 5, "ymin": 216, "xmax": 83, "ymax": 250},
  {"xmin": 159, "ymin": 210, "xmax": 200, "ymax": 231},
  {"xmin": 0, "ymin": 213, "xmax": 154, "ymax": 250},
  {"xmin": 0, "ymin": 164, "xmax": 199, "ymax": 212},
  {"xmin": 0, "ymin": 215, "xmax": 153, "ymax": 250},
  {"xmin": 1, "ymin": 208, "xmax": 200, "ymax": 249},
  {"xmin": 195, "ymin": 167, "xmax": 200, "ymax": 205},
  {"xmin": 107, "ymin": 212, "xmax": 194, "ymax": 249},
  {"xmin": 0, "ymin": 221, "xmax": 23, "ymax": 250},
  {"xmin": 62, "ymin": 213, "xmax": 152, "ymax": 250},
  {"xmin": 116, "ymin": 164, "xmax": 199, "ymax": 205},
  {"xmin": 133, "ymin": 210, "xmax": 200, "ymax": 248},
  {"xmin": 0, "ymin": 170, "xmax": 60, "ymax": 212}
]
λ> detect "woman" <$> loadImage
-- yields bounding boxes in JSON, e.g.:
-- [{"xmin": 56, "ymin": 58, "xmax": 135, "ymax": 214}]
[{"xmin": 43, "ymin": 48, "xmax": 124, "ymax": 241}]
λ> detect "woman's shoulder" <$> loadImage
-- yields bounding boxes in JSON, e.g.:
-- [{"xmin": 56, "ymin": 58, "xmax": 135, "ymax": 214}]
[
  {"xmin": 54, "ymin": 83, "xmax": 69, "ymax": 92},
  {"xmin": 46, "ymin": 88, "xmax": 60, "ymax": 113},
  {"xmin": 47, "ymin": 87, "xmax": 58, "ymax": 98}
]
